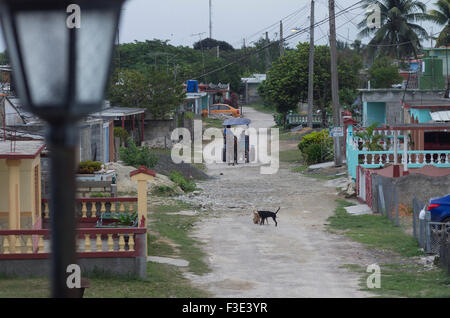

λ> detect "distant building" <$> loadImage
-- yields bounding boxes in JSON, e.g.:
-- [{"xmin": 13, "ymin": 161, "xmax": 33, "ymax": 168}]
[{"xmin": 241, "ymin": 74, "xmax": 266, "ymax": 104}]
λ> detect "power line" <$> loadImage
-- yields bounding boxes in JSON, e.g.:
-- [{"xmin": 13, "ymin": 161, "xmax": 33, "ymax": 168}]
[
  {"xmin": 234, "ymin": 4, "xmax": 310, "ymax": 47},
  {"xmin": 185, "ymin": 1, "xmax": 364, "ymax": 81}
]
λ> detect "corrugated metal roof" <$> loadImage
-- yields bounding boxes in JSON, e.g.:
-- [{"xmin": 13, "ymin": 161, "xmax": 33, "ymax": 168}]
[{"xmin": 430, "ymin": 110, "xmax": 450, "ymax": 122}]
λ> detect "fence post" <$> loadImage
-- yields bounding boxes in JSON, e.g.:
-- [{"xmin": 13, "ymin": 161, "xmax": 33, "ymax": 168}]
[
  {"xmin": 425, "ymin": 211, "xmax": 431, "ymax": 253},
  {"xmin": 412, "ymin": 198, "xmax": 417, "ymax": 239}
]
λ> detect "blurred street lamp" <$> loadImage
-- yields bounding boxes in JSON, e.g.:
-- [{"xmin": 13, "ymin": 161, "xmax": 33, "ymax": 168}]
[{"xmin": 0, "ymin": 0, "xmax": 126, "ymax": 297}]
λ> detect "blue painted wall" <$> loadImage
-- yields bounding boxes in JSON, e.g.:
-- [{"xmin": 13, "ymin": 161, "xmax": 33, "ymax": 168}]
[{"xmin": 364, "ymin": 102, "xmax": 386, "ymax": 126}]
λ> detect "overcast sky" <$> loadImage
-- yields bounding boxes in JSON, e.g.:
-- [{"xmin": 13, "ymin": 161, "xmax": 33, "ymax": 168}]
[{"xmin": 0, "ymin": 0, "xmax": 439, "ymax": 52}]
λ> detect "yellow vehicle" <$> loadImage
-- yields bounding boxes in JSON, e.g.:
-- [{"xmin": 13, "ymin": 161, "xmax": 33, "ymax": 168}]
[{"xmin": 202, "ymin": 104, "xmax": 240, "ymax": 117}]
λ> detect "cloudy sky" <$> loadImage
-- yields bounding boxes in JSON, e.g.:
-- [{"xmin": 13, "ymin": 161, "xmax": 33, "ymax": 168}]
[{"xmin": 0, "ymin": 0, "xmax": 439, "ymax": 52}]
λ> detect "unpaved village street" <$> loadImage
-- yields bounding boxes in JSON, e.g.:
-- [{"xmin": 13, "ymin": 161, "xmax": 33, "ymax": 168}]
[{"xmin": 181, "ymin": 107, "xmax": 376, "ymax": 297}]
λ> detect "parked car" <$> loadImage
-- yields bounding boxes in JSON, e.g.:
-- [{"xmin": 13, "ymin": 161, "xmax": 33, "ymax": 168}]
[
  {"xmin": 202, "ymin": 104, "xmax": 240, "ymax": 118},
  {"xmin": 428, "ymin": 194, "xmax": 450, "ymax": 223}
]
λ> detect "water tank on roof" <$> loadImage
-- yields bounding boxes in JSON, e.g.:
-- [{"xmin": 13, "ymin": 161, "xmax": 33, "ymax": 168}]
[{"xmin": 187, "ymin": 80, "xmax": 198, "ymax": 93}]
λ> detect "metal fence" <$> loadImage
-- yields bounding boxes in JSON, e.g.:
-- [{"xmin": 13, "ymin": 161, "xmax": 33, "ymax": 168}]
[
  {"xmin": 412, "ymin": 197, "xmax": 450, "ymax": 274},
  {"xmin": 376, "ymin": 180, "xmax": 399, "ymax": 226}
]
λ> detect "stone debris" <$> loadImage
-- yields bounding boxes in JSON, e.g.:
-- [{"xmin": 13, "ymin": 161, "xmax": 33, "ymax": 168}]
[
  {"xmin": 344, "ymin": 204, "xmax": 372, "ymax": 215},
  {"xmin": 107, "ymin": 162, "xmax": 183, "ymax": 195}
]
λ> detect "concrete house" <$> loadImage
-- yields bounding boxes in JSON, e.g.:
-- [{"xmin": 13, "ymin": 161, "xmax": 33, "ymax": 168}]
[{"xmin": 241, "ymin": 74, "xmax": 266, "ymax": 104}]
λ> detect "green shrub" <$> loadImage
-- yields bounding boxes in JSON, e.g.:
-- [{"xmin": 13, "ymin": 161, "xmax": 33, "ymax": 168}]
[
  {"xmin": 90, "ymin": 192, "xmax": 111, "ymax": 198},
  {"xmin": 302, "ymin": 143, "xmax": 333, "ymax": 165},
  {"xmin": 273, "ymin": 113, "xmax": 285, "ymax": 127},
  {"xmin": 184, "ymin": 112, "xmax": 195, "ymax": 120},
  {"xmin": 298, "ymin": 130, "xmax": 333, "ymax": 165},
  {"xmin": 168, "ymin": 171, "xmax": 196, "ymax": 193},
  {"xmin": 114, "ymin": 212, "xmax": 137, "ymax": 227},
  {"xmin": 114, "ymin": 127, "xmax": 129, "ymax": 143},
  {"xmin": 298, "ymin": 130, "xmax": 331, "ymax": 152},
  {"xmin": 119, "ymin": 138, "xmax": 158, "ymax": 168},
  {"xmin": 152, "ymin": 185, "xmax": 176, "ymax": 197},
  {"xmin": 78, "ymin": 160, "xmax": 102, "ymax": 174}
]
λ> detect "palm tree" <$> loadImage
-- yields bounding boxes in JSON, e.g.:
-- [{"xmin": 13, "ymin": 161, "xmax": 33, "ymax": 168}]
[
  {"xmin": 358, "ymin": 0, "xmax": 431, "ymax": 59},
  {"xmin": 427, "ymin": 0, "xmax": 449, "ymax": 47}
]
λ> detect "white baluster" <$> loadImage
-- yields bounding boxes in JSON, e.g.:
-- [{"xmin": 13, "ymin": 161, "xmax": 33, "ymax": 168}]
[{"xmin": 364, "ymin": 154, "xmax": 368, "ymax": 165}]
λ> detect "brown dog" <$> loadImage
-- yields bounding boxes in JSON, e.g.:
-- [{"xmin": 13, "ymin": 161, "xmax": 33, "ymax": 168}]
[{"xmin": 252, "ymin": 209, "xmax": 261, "ymax": 224}]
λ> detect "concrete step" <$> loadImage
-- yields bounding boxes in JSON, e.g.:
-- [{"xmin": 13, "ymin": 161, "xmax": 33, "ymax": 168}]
[{"xmin": 147, "ymin": 256, "xmax": 189, "ymax": 267}]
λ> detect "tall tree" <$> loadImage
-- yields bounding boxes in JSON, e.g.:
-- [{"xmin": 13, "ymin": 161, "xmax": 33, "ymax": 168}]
[
  {"xmin": 358, "ymin": 0, "xmax": 431, "ymax": 58},
  {"xmin": 108, "ymin": 68, "xmax": 185, "ymax": 119},
  {"xmin": 260, "ymin": 43, "xmax": 362, "ymax": 124},
  {"xmin": 426, "ymin": 0, "xmax": 450, "ymax": 47}
]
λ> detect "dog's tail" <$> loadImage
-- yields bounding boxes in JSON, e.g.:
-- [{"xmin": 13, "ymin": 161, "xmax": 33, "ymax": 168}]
[{"xmin": 275, "ymin": 207, "xmax": 280, "ymax": 214}]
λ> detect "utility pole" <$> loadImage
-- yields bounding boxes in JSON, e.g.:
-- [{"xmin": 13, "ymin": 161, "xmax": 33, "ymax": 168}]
[
  {"xmin": 265, "ymin": 31, "xmax": 271, "ymax": 72},
  {"xmin": 217, "ymin": 45, "xmax": 220, "ymax": 58},
  {"xmin": 280, "ymin": 20, "xmax": 284, "ymax": 57},
  {"xmin": 328, "ymin": 0, "xmax": 342, "ymax": 166},
  {"xmin": 307, "ymin": 0, "xmax": 315, "ymax": 128},
  {"xmin": 209, "ymin": 0, "xmax": 213, "ymax": 39}
]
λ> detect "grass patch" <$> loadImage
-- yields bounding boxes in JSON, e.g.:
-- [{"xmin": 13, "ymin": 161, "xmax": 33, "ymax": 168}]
[
  {"xmin": 328, "ymin": 200, "xmax": 423, "ymax": 257},
  {"xmin": 247, "ymin": 103, "xmax": 276, "ymax": 115},
  {"xmin": 150, "ymin": 201, "xmax": 210, "ymax": 275},
  {"xmin": 343, "ymin": 263, "xmax": 450, "ymax": 298},
  {"xmin": 332, "ymin": 200, "xmax": 450, "ymax": 298},
  {"xmin": 151, "ymin": 185, "xmax": 177, "ymax": 197},
  {"xmin": 290, "ymin": 165, "xmax": 308, "ymax": 173},
  {"xmin": 202, "ymin": 117, "xmax": 223, "ymax": 129},
  {"xmin": 291, "ymin": 164, "xmax": 341, "ymax": 180},
  {"xmin": 0, "ymin": 263, "xmax": 209, "ymax": 298},
  {"xmin": 279, "ymin": 149, "xmax": 302, "ymax": 163}
]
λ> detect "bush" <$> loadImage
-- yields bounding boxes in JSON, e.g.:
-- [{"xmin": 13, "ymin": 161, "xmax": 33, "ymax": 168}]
[
  {"xmin": 298, "ymin": 130, "xmax": 331, "ymax": 152},
  {"xmin": 274, "ymin": 113, "xmax": 285, "ymax": 127},
  {"xmin": 152, "ymin": 185, "xmax": 176, "ymax": 197},
  {"xmin": 90, "ymin": 192, "xmax": 112, "ymax": 198},
  {"xmin": 114, "ymin": 127, "xmax": 129, "ymax": 143},
  {"xmin": 298, "ymin": 130, "xmax": 333, "ymax": 165},
  {"xmin": 168, "ymin": 171, "xmax": 196, "ymax": 193},
  {"xmin": 78, "ymin": 160, "xmax": 102, "ymax": 174},
  {"xmin": 119, "ymin": 138, "xmax": 158, "ymax": 168},
  {"xmin": 302, "ymin": 143, "xmax": 333, "ymax": 165}
]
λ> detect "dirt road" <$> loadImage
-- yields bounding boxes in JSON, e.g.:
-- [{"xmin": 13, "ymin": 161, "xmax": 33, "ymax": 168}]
[{"xmin": 183, "ymin": 107, "xmax": 374, "ymax": 297}]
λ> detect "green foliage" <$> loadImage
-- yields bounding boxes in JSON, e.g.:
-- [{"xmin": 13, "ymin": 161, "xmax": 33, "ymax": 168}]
[
  {"xmin": 114, "ymin": 127, "xmax": 129, "ymax": 143},
  {"xmin": 184, "ymin": 112, "xmax": 195, "ymax": 120},
  {"xmin": 298, "ymin": 130, "xmax": 334, "ymax": 165},
  {"xmin": 115, "ymin": 213, "xmax": 137, "ymax": 227},
  {"xmin": 90, "ymin": 192, "xmax": 112, "ymax": 198},
  {"xmin": 368, "ymin": 57, "xmax": 403, "ymax": 88},
  {"xmin": 328, "ymin": 200, "xmax": 424, "ymax": 257},
  {"xmin": 339, "ymin": 88, "xmax": 359, "ymax": 109},
  {"xmin": 168, "ymin": 171, "xmax": 196, "ymax": 192},
  {"xmin": 109, "ymin": 68, "xmax": 185, "ymax": 119},
  {"xmin": 302, "ymin": 143, "xmax": 334, "ymax": 165},
  {"xmin": 260, "ymin": 43, "xmax": 362, "ymax": 124},
  {"xmin": 273, "ymin": 113, "xmax": 285, "ymax": 127},
  {"xmin": 152, "ymin": 185, "xmax": 177, "ymax": 197},
  {"xmin": 0, "ymin": 51, "xmax": 8, "ymax": 65},
  {"xmin": 355, "ymin": 122, "xmax": 384, "ymax": 151},
  {"xmin": 298, "ymin": 130, "xmax": 331, "ymax": 152},
  {"xmin": 78, "ymin": 161, "xmax": 102, "ymax": 174},
  {"xmin": 193, "ymin": 38, "xmax": 234, "ymax": 52},
  {"xmin": 119, "ymin": 138, "xmax": 158, "ymax": 168},
  {"xmin": 358, "ymin": 0, "xmax": 431, "ymax": 58}
]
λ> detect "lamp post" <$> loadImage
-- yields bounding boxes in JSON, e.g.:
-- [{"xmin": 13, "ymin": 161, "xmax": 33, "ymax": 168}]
[{"xmin": 0, "ymin": 0, "xmax": 126, "ymax": 297}]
